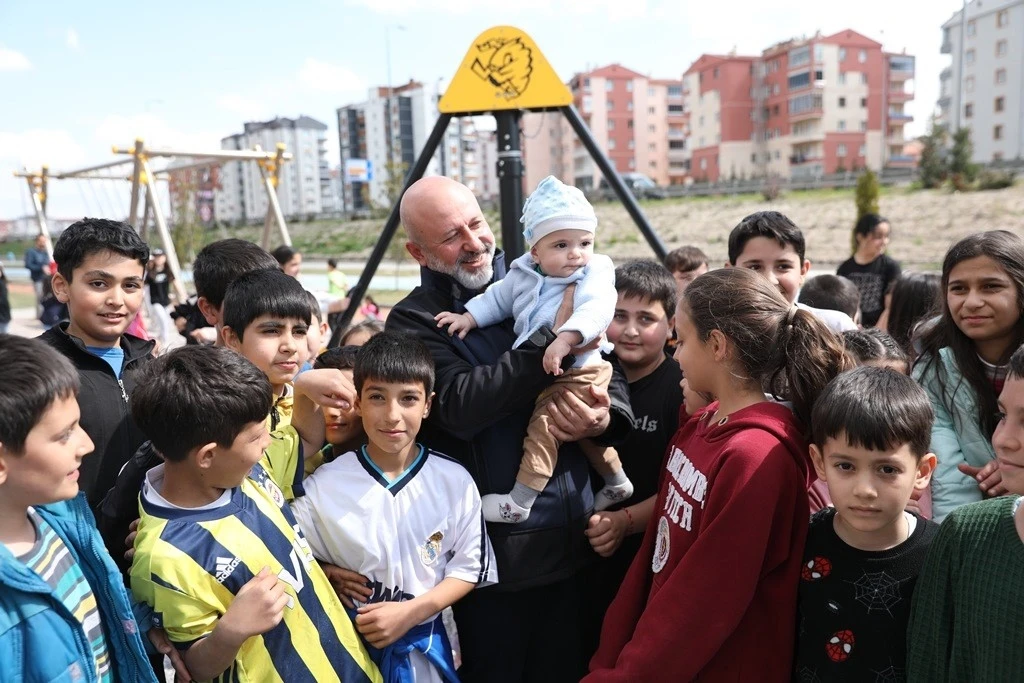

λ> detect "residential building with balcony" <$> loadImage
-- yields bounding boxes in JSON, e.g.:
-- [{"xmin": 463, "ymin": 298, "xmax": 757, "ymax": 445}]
[
  {"xmin": 216, "ymin": 115, "xmax": 330, "ymax": 224},
  {"xmin": 682, "ymin": 29, "xmax": 915, "ymax": 182},
  {"xmin": 522, "ymin": 64, "xmax": 687, "ymax": 191},
  {"xmin": 938, "ymin": 0, "xmax": 1024, "ymax": 162}
]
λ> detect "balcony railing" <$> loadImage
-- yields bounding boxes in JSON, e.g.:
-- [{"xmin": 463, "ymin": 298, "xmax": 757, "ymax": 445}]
[{"xmin": 888, "ymin": 111, "xmax": 914, "ymax": 122}]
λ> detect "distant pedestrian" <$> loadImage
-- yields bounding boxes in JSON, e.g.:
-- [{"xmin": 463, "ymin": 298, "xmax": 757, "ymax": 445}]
[{"xmin": 24, "ymin": 234, "xmax": 49, "ymax": 317}]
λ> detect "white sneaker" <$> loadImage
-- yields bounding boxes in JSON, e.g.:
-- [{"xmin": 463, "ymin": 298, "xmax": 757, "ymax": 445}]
[
  {"xmin": 482, "ymin": 493, "xmax": 531, "ymax": 524},
  {"xmin": 594, "ymin": 481, "xmax": 634, "ymax": 512}
]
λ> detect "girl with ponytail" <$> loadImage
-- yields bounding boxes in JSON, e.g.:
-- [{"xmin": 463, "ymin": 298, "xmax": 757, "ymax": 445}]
[{"xmin": 586, "ymin": 267, "xmax": 850, "ymax": 682}]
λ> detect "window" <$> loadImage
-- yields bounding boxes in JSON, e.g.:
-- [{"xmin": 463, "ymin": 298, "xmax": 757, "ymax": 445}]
[
  {"xmin": 715, "ymin": 112, "xmax": 720, "ymax": 122},
  {"xmin": 862, "ymin": 73, "xmax": 869, "ymax": 85},
  {"xmin": 700, "ymin": 158, "xmax": 707, "ymax": 170},
  {"xmin": 790, "ymin": 46, "xmax": 811, "ymax": 67},
  {"xmin": 582, "ymin": 96, "xmax": 592, "ymax": 113},
  {"xmin": 699, "ymin": 115, "xmax": 704, "ymax": 126},
  {"xmin": 606, "ymin": 99, "xmax": 614, "ymax": 110},
  {"xmin": 966, "ymin": 49, "xmax": 975, "ymax": 65},
  {"xmin": 997, "ymin": 40, "xmax": 1008, "ymax": 57},
  {"xmin": 967, "ymin": 20, "xmax": 976, "ymax": 36},
  {"xmin": 667, "ymin": 85, "xmax": 682, "ymax": 97},
  {"xmin": 628, "ymin": 139, "xmax": 635, "ymax": 149},
  {"xmin": 713, "ymin": 67, "xmax": 720, "ymax": 78},
  {"xmin": 607, "ymin": 139, "xmax": 616, "ymax": 150},
  {"xmin": 838, "ymin": 120, "xmax": 846, "ymax": 131},
  {"xmin": 667, "ymin": 104, "xmax": 683, "ymax": 114},
  {"xmin": 839, "ymin": 96, "xmax": 847, "ymax": 107},
  {"xmin": 966, "ymin": 76, "xmax": 975, "ymax": 93},
  {"xmin": 839, "ymin": 72, "xmax": 847, "ymax": 85},
  {"xmin": 839, "ymin": 47, "xmax": 847, "ymax": 62},
  {"xmin": 627, "ymin": 101, "xmax": 633, "ymax": 111},
  {"xmin": 773, "ymin": 104, "xmax": 780, "ymax": 116},
  {"xmin": 858, "ymin": 49, "xmax": 867, "ymax": 63},
  {"xmin": 860, "ymin": 120, "xmax": 868, "ymax": 132},
  {"xmin": 788, "ymin": 71, "xmax": 811, "ymax": 89},
  {"xmin": 861, "ymin": 97, "xmax": 867, "ymax": 107},
  {"xmin": 699, "ymin": 136, "xmax": 705, "ymax": 147},
  {"xmin": 649, "ymin": 143, "xmax": 656, "ymax": 151},
  {"xmin": 648, "ymin": 106, "xmax": 656, "ymax": 115},
  {"xmin": 814, "ymin": 44, "xmax": 823, "ymax": 62},
  {"xmin": 773, "ymin": 83, "xmax": 780, "ymax": 95},
  {"xmin": 584, "ymin": 78, "xmax": 590, "ymax": 89},
  {"xmin": 965, "ymin": 103, "xmax": 973, "ymax": 118},
  {"xmin": 998, "ymin": 9, "xmax": 1009, "ymax": 27},
  {"xmin": 996, "ymin": 96, "xmax": 1005, "ymax": 112},
  {"xmin": 626, "ymin": 81, "xmax": 633, "ymax": 92},
  {"xmin": 649, "ymin": 161, "xmax": 657, "ymax": 169},
  {"xmin": 996, "ymin": 69, "xmax": 1007, "ymax": 84},
  {"xmin": 859, "ymin": 144, "xmax": 866, "ymax": 157},
  {"xmin": 628, "ymin": 159, "xmax": 635, "ymax": 169},
  {"xmin": 648, "ymin": 124, "xmax": 656, "ymax": 132},
  {"xmin": 751, "ymin": 153, "xmax": 757, "ymax": 163},
  {"xmin": 628, "ymin": 120, "xmax": 634, "ymax": 129},
  {"xmin": 605, "ymin": 80, "xmax": 613, "ymax": 91},
  {"xmin": 716, "ymin": 134, "xmax": 721, "ymax": 143},
  {"xmin": 995, "ymin": 125, "xmax": 1004, "ymax": 140},
  {"xmin": 608, "ymin": 119, "xmax": 615, "ymax": 130},
  {"xmin": 838, "ymin": 144, "xmax": 847, "ymax": 156}
]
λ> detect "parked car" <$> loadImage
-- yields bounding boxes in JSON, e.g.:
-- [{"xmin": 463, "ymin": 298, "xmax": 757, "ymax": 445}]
[{"xmin": 596, "ymin": 173, "xmax": 667, "ymax": 201}]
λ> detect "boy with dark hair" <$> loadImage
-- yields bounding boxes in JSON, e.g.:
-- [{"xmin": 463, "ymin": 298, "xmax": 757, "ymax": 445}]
[
  {"xmin": 222, "ymin": 267, "xmax": 311, "ymax": 425},
  {"xmin": 796, "ymin": 366, "xmax": 938, "ymax": 681},
  {"xmin": 128, "ymin": 345, "xmax": 381, "ymax": 683},
  {"xmin": 581, "ymin": 258, "xmax": 683, "ymax": 657},
  {"xmin": 907, "ymin": 345, "xmax": 1024, "ymax": 682},
  {"xmin": 663, "ymin": 245, "xmax": 709, "ymax": 294},
  {"xmin": 292, "ymin": 331, "xmax": 496, "ymax": 682},
  {"xmin": 799, "ymin": 273, "xmax": 862, "ymax": 322},
  {"xmin": 727, "ymin": 210, "xmax": 857, "ymax": 333},
  {"xmin": 314, "ymin": 346, "xmax": 365, "ymax": 460},
  {"xmin": 305, "ymin": 289, "xmax": 330, "ymax": 365},
  {"xmin": 0, "ymin": 335, "xmax": 157, "ymax": 683},
  {"xmin": 190, "ymin": 238, "xmax": 279, "ymax": 340},
  {"xmin": 39, "ymin": 217, "xmax": 154, "ymax": 513}
]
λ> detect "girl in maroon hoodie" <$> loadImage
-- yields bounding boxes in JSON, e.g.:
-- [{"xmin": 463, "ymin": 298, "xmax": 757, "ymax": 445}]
[{"xmin": 586, "ymin": 267, "xmax": 851, "ymax": 682}]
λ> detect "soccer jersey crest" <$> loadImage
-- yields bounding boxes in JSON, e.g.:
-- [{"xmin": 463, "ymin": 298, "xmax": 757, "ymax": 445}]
[
  {"xmin": 652, "ymin": 516, "xmax": 671, "ymax": 573},
  {"xmin": 419, "ymin": 531, "xmax": 444, "ymax": 566}
]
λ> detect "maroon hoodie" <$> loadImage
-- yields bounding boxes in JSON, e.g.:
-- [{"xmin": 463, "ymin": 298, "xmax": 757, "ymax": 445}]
[{"xmin": 586, "ymin": 401, "xmax": 810, "ymax": 682}]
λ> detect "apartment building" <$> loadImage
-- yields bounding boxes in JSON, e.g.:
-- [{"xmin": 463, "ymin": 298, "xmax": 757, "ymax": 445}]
[
  {"xmin": 684, "ymin": 30, "xmax": 915, "ymax": 182},
  {"xmin": 216, "ymin": 115, "xmax": 330, "ymax": 224},
  {"xmin": 938, "ymin": 0, "xmax": 1024, "ymax": 162},
  {"xmin": 522, "ymin": 64, "xmax": 687, "ymax": 190}
]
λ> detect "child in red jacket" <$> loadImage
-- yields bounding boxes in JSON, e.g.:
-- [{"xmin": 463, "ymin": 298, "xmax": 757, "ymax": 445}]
[{"xmin": 586, "ymin": 267, "xmax": 851, "ymax": 682}]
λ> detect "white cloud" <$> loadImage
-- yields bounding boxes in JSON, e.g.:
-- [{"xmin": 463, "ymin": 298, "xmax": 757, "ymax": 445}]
[
  {"xmin": 298, "ymin": 58, "xmax": 367, "ymax": 94},
  {"xmin": 0, "ymin": 128, "xmax": 87, "ymax": 171},
  {"xmin": 93, "ymin": 114, "xmax": 222, "ymax": 154},
  {"xmin": 66, "ymin": 28, "xmax": 79, "ymax": 50},
  {"xmin": 0, "ymin": 46, "xmax": 31, "ymax": 71}
]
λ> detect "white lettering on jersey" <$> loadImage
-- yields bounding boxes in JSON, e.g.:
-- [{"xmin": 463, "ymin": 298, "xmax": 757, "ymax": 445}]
[
  {"xmin": 276, "ymin": 529, "xmax": 315, "ymax": 609},
  {"xmin": 632, "ymin": 415, "xmax": 659, "ymax": 433},
  {"xmin": 663, "ymin": 445, "xmax": 705, "ymax": 531},
  {"xmin": 215, "ymin": 556, "xmax": 241, "ymax": 583}
]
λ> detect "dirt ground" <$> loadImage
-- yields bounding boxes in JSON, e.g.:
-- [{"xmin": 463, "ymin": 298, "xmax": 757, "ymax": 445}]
[{"xmin": 591, "ymin": 183, "xmax": 1024, "ymax": 270}]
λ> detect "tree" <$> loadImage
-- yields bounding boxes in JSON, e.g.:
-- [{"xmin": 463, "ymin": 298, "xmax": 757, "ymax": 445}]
[
  {"xmin": 918, "ymin": 122, "xmax": 948, "ymax": 189},
  {"xmin": 948, "ymin": 127, "xmax": 979, "ymax": 187},
  {"xmin": 853, "ymin": 169, "xmax": 881, "ymax": 251}
]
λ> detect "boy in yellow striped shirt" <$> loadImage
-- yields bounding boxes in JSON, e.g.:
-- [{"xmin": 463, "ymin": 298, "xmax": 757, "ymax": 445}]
[{"xmin": 128, "ymin": 345, "xmax": 381, "ymax": 683}]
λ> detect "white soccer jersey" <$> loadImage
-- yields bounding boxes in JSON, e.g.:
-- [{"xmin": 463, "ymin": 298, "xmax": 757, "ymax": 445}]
[{"xmin": 291, "ymin": 445, "xmax": 498, "ymax": 611}]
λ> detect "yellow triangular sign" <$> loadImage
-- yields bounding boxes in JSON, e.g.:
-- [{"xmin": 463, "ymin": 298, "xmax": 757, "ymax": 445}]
[{"xmin": 439, "ymin": 26, "xmax": 573, "ymax": 114}]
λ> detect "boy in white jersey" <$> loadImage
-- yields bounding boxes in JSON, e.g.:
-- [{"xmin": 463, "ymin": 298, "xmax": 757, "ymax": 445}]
[
  {"xmin": 128, "ymin": 345, "xmax": 381, "ymax": 683},
  {"xmin": 292, "ymin": 331, "xmax": 498, "ymax": 683},
  {"xmin": 0, "ymin": 335, "xmax": 157, "ymax": 683}
]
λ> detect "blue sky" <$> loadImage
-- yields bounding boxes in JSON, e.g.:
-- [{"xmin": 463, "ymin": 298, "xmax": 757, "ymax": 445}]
[{"xmin": 0, "ymin": 0, "xmax": 963, "ymax": 219}]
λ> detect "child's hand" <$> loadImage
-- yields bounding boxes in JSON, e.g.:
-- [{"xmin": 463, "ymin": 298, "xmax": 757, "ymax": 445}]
[
  {"xmin": 434, "ymin": 311, "xmax": 477, "ymax": 339},
  {"xmin": 958, "ymin": 460, "xmax": 1008, "ymax": 497},
  {"xmin": 543, "ymin": 338, "xmax": 572, "ymax": 375},
  {"xmin": 219, "ymin": 568, "xmax": 290, "ymax": 644},
  {"xmin": 319, "ymin": 561, "xmax": 373, "ymax": 609},
  {"xmin": 585, "ymin": 511, "xmax": 628, "ymax": 558},
  {"xmin": 355, "ymin": 601, "xmax": 422, "ymax": 648},
  {"xmin": 294, "ymin": 368, "xmax": 354, "ymax": 411}
]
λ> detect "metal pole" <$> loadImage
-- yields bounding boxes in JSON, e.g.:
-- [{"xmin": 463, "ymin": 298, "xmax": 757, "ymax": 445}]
[
  {"xmin": 561, "ymin": 105, "xmax": 667, "ymax": 260},
  {"xmin": 328, "ymin": 113, "xmax": 452, "ymax": 347},
  {"xmin": 128, "ymin": 138, "xmax": 144, "ymax": 227},
  {"xmin": 25, "ymin": 172, "xmax": 54, "ymax": 259},
  {"xmin": 139, "ymin": 157, "xmax": 189, "ymax": 302},
  {"xmin": 139, "ymin": 186, "xmax": 152, "ymax": 241},
  {"xmin": 495, "ymin": 110, "xmax": 525, "ymax": 261},
  {"xmin": 258, "ymin": 147, "xmax": 290, "ymax": 249}
]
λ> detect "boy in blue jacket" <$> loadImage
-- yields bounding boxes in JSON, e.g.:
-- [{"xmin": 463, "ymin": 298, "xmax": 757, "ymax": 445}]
[
  {"xmin": 0, "ymin": 334, "xmax": 156, "ymax": 683},
  {"xmin": 436, "ymin": 175, "xmax": 631, "ymax": 523}
]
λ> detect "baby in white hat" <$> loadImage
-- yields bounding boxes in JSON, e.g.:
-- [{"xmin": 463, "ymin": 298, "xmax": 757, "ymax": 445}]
[{"xmin": 436, "ymin": 176, "xmax": 632, "ymax": 523}]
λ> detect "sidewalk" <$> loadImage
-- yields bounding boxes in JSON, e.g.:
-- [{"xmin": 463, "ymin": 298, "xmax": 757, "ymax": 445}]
[{"xmin": 6, "ymin": 307, "xmax": 45, "ymax": 339}]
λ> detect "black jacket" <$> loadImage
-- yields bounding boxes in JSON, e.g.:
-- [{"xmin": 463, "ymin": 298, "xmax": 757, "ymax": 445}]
[
  {"xmin": 386, "ymin": 253, "xmax": 633, "ymax": 590},
  {"xmin": 38, "ymin": 323, "xmax": 154, "ymax": 511}
]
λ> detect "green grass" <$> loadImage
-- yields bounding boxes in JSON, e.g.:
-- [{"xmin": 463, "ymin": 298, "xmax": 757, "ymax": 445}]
[{"xmin": 8, "ymin": 289, "xmax": 35, "ymax": 309}]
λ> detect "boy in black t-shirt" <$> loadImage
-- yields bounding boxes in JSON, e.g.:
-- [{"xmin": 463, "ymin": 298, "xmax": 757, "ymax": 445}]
[
  {"xmin": 581, "ymin": 259, "xmax": 683, "ymax": 658},
  {"xmin": 796, "ymin": 367, "xmax": 938, "ymax": 682}
]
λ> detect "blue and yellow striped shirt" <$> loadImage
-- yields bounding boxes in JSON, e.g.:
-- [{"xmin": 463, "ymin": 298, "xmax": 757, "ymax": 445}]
[{"xmin": 130, "ymin": 427, "xmax": 381, "ymax": 683}]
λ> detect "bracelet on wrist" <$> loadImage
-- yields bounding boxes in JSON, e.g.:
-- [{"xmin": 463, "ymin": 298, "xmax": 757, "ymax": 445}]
[{"xmin": 623, "ymin": 506, "xmax": 634, "ymax": 535}]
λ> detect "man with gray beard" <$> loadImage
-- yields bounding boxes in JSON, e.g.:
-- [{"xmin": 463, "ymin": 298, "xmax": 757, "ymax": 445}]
[{"xmin": 385, "ymin": 177, "xmax": 633, "ymax": 682}]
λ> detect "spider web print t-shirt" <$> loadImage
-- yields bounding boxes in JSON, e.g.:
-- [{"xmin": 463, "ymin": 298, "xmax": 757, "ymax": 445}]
[{"xmin": 794, "ymin": 507, "xmax": 939, "ymax": 683}]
